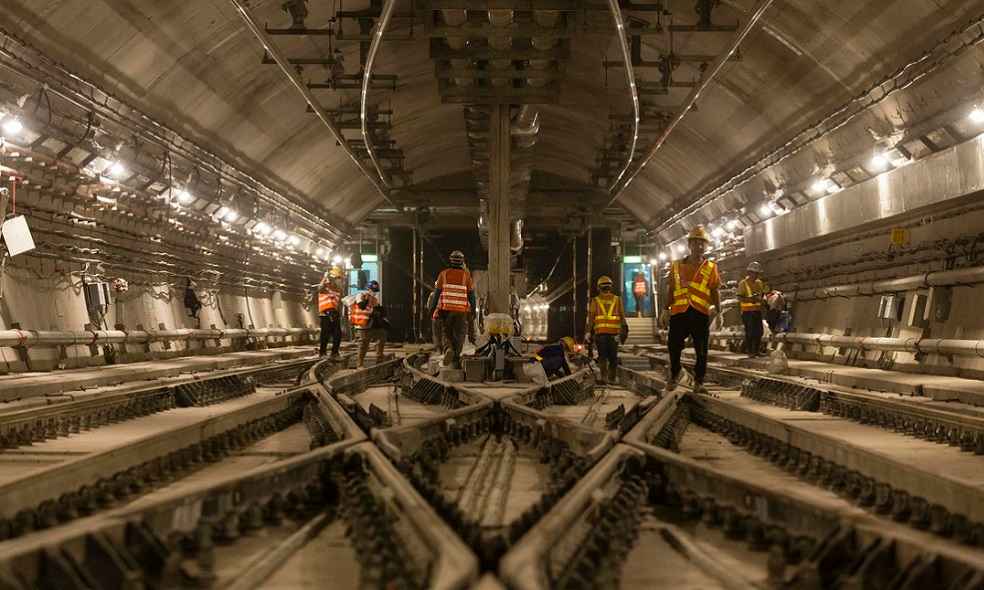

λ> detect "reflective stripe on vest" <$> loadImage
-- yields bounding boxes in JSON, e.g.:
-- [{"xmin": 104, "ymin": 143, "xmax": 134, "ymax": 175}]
[
  {"xmin": 593, "ymin": 296, "xmax": 622, "ymax": 334},
  {"xmin": 350, "ymin": 295, "xmax": 376, "ymax": 328},
  {"xmin": 438, "ymin": 269, "xmax": 471, "ymax": 313},
  {"xmin": 739, "ymin": 278, "xmax": 764, "ymax": 313},
  {"xmin": 670, "ymin": 260, "xmax": 715, "ymax": 316},
  {"xmin": 633, "ymin": 279, "xmax": 646, "ymax": 295},
  {"xmin": 318, "ymin": 290, "xmax": 339, "ymax": 314}
]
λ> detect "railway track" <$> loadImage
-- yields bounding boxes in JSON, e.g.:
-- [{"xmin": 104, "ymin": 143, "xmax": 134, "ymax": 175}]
[{"xmin": 2, "ymin": 345, "xmax": 983, "ymax": 588}]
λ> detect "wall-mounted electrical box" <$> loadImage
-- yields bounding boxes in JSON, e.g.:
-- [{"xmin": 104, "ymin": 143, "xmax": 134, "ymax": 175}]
[
  {"xmin": 926, "ymin": 286, "xmax": 952, "ymax": 323},
  {"xmin": 877, "ymin": 294, "xmax": 901, "ymax": 321},
  {"xmin": 907, "ymin": 292, "xmax": 929, "ymax": 328},
  {"xmin": 83, "ymin": 282, "xmax": 111, "ymax": 311}
]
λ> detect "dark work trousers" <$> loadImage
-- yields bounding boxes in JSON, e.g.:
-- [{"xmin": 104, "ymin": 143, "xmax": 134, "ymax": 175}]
[
  {"xmin": 668, "ymin": 307, "xmax": 710, "ymax": 384},
  {"xmin": 742, "ymin": 310, "xmax": 764, "ymax": 355},
  {"xmin": 595, "ymin": 333, "xmax": 619, "ymax": 381},
  {"xmin": 319, "ymin": 311, "xmax": 341, "ymax": 356},
  {"xmin": 633, "ymin": 293, "xmax": 646, "ymax": 317},
  {"xmin": 441, "ymin": 311, "xmax": 468, "ymax": 368}
]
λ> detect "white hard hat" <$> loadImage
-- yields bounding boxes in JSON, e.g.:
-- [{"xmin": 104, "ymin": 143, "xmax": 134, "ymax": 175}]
[{"xmin": 747, "ymin": 261, "xmax": 763, "ymax": 273}]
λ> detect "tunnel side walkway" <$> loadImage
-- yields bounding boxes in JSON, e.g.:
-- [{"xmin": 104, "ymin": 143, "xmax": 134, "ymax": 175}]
[{"xmin": 642, "ymin": 344, "xmax": 984, "ymax": 407}]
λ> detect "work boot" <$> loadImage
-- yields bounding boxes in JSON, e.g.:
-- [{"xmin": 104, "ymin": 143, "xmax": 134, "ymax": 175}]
[
  {"xmin": 443, "ymin": 349, "xmax": 453, "ymax": 367},
  {"xmin": 608, "ymin": 364, "xmax": 617, "ymax": 385},
  {"xmin": 693, "ymin": 381, "xmax": 708, "ymax": 395},
  {"xmin": 330, "ymin": 351, "xmax": 340, "ymax": 360},
  {"xmin": 597, "ymin": 361, "xmax": 608, "ymax": 385},
  {"xmin": 665, "ymin": 373, "xmax": 678, "ymax": 392}
]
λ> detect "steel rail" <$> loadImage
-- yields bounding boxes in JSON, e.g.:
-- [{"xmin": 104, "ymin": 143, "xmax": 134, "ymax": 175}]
[
  {"xmin": 605, "ymin": 0, "xmax": 640, "ymax": 190},
  {"xmin": 230, "ymin": 0, "xmax": 401, "ymax": 212},
  {"xmin": 604, "ymin": 0, "xmax": 776, "ymax": 208},
  {"xmin": 362, "ymin": 0, "xmax": 397, "ymax": 189}
]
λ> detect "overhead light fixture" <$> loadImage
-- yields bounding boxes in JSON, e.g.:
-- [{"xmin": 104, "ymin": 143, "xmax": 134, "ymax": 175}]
[
  {"xmin": 1, "ymin": 117, "xmax": 23, "ymax": 136},
  {"xmin": 758, "ymin": 204, "xmax": 772, "ymax": 217},
  {"xmin": 272, "ymin": 229, "xmax": 288, "ymax": 241},
  {"xmin": 726, "ymin": 219, "xmax": 739, "ymax": 231},
  {"xmin": 108, "ymin": 161, "xmax": 127, "ymax": 178},
  {"xmin": 332, "ymin": 254, "xmax": 343, "ymax": 264},
  {"xmin": 176, "ymin": 189, "xmax": 194, "ymax": 204},
  {"xmin": 253, "ymin": 221, "xmax": 272, "ymax": 235},
  {"xmin": 287, "ymin": 235, "xmax": 300, "ymax": 246},
  {"xmin": 649, "ymin": 257, "xmax": 659, "ymax": 266},
  {"xmin": 811, "ymin": 179, "xmax": 830, "ymax": 194},
  {"xmin": 223, "ymin": 209, "xmax": 239, "ymax": 223},
  {"xmin": 711, "ymin": 226, "xmax": 726, "ymax": 238},
  {"xmin": 658, "ymin": 252, "xmax": 668, "ymax": 261},
  {"xmin": 970, "ymin": 107, "xmax": 984, "ymax": 123},
  {"xmin": 870, "ymin": 153, "xmax": 890, "ymax": 170}
]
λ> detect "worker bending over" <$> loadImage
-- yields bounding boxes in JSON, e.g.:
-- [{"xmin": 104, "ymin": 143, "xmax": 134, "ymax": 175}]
[
  {"xmin": 738, "ymin": 261, "xmax": 768, "ymax": 357},
  {"xmin": 430, "ymin": 250, "xmax": 476, "ymax": 369},
  {"xmin": 585, "ymin": 275, "xmax": 628, "ymax": 385},
  {"xmin": 661, "ymin": 226, "xmax": 721, "ymax": 393},
  {"xmin": 533, "ymin": 336, "xmax": 576, "ymax": 379},
  {"xmin": 317, "ymin": 266, "xmax": 344, "ymax": 358},
  {"xmin": 350, "ymin": 280, "xmax": 386, "ymax": 368}
]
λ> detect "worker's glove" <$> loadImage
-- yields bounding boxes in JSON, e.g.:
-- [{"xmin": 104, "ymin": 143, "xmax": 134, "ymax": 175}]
[{"xmin": 709, "ymin": 305, "xmax": 718, "ymax": 319}]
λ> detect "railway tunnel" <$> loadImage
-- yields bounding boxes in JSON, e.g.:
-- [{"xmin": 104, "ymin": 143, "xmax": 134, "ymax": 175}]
[{"xmin": 0, "ymin": 0, "xmax": 983, "ymax": 588}]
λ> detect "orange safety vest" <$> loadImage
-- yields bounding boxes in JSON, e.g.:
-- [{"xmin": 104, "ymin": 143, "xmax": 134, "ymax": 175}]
[
  {"xmin": 593, "ymin": 295, "xmax": 622, "ymax": 334},
  {"xmin": 670, "ymin": 259, "xmax": 716, "ymax": 316},
  {"xmin": 437, "ymin": 268, "xmax": 472, "ymax": 313},
  {"xmin": 318, "ymin": 289, "xmax": 340, "ymax": 314},
  {"xmin": 633, "ymin": 278, "xmax": 647, "ymax": 295},
  {"xmin": 738, "ymin": 277, "xmax": 766, "ymax": 313},
  {"xmin": 350, "ymin": 293, "xmax": 378, "ymax": 328}
]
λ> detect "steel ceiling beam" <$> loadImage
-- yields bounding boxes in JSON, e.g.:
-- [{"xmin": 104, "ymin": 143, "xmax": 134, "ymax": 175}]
[
  {"xmin": 230, "ymin": 0, "xmax": 400, "ymax": 212},
  {"xmin": 604, "ymin": 0, "xmax": 776, "ymax": 209}
]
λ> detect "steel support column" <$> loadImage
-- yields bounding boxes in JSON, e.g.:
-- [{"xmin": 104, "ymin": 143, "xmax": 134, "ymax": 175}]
[{"xmin": 487, "ymin": 105, "xmax": 512, "ymax": 313}]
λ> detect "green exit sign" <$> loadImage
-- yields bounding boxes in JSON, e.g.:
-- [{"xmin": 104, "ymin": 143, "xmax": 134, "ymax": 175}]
[{"xmin": 623, "ymin": 256, "xmax": 642, "ymax": 263}]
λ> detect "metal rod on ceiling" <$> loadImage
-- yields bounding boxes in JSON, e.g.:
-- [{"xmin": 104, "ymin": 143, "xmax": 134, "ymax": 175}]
[
  {"xmin": 230, "ymin": 0, "xmax": 401, "ymax": 212},
  {"xmin": 604, "ymin": 0, "xmax": 640, "ymax": 191},
  {"xmin": 0, "ymin": 43, "xmax": 350, "ymax": 244},
  {"xmin": 362, "ymin": 0, "xmax": 396, "ymax": 189},
  {"xmin": 603, "ymin": 0, "xmax": 777, "ymax": 208}
]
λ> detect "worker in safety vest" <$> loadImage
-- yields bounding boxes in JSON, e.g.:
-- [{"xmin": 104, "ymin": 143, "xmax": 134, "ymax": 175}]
[
  {"xmin": 737, "ymin": 261, "xmax": 768, "ymax": 357},
  {"xmin": 585, "ymin": 275, "xmax": 628, "ymax": 385},
  {"xmin": 660, "ymin": 226, "xmax": 721, "ymax": 393},
  {"xmin": 317, "ymin": 266, "xmax": 344, "ymax": 358},
  {"xmin": 632, "ymin": 271, "xmax": 649, "ymax": 317},
  {"xmin": 351, "ymin": 279, "xmax": 386, "ymax": 368},
  {"xmin": 429, "ymin": 250, "xmax": 476, "ymax": 369},
  {"xmin": 533, "ymin": 336, "xmax": 576, "ymax": 379}
]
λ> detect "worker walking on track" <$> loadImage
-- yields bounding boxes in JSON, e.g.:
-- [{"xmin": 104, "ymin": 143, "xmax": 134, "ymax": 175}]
[
  {"xmin": 632, "ymin": 271, "xmax": 649, "ymax": 317},
  {"xmin": 738, "ymin": 261, "xmax": 768, "ymax": 357},
  {"xmin": 660, "ymin": 226, "xmax": 721, "ymax": 393},
  {"xmin": 317, "ymin": 266, "xmax": 344, "ymax": 358},
  {"xmin": 351, "ymin": 279, "xmax": 386, "ymax": 368},
  {"xmin": 585, "ymin": 275, "xmax": 628, "ymax": 385},
  {"xmin": 430, "ymin": 250, "xmax": 476, "ymax": 369}
]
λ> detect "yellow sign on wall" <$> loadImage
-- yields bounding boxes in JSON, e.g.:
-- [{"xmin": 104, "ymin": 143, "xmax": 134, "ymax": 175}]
[{"xmin": 890, "ymin": 228, "xmax": 910, "ymax": 246}]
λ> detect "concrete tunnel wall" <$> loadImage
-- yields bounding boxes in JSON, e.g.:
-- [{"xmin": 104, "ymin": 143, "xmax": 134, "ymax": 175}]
[{"xmin": 0, "ymin": 265, "xmax": 319, "ymax": 371}]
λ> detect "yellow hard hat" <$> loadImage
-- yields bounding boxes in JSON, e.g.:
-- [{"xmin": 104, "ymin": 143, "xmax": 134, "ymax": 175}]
[
  {"xmin": 597, "ymin": 275, "xmax": 613, "ymax": 288},
  {"xmin": 560, "ymin": 336, "xmax": 575, "ymax": 352},
  {"xmin": 687, "ymin": 225, "xmax": 710, "ymax": 242},
  {"xmin": 329, "ymin": 266, "xmax": 344, "ymax": 279}
]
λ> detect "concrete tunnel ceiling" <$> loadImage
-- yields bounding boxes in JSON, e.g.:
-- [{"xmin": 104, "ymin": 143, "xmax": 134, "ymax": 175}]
[{"xmin": 3, "ymin": 0, "xmax": 983, "ymax": 234}]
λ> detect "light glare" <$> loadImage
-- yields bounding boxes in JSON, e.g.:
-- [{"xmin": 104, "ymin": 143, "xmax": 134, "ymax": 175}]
[{"xmin": 2, "ymin": 118, "xmax": 23, "ymax": 136}]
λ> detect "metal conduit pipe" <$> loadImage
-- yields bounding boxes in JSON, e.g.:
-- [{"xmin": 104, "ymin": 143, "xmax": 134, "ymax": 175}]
[
  {"xmin": 657, "ymin": 330, "xmax": 984, "ymax": 358},
  {"xmin": 230, "ymin": 0, "xmax": 399, "ymax": 211},
  {"xmin": 604, "ymin": 0, "xmax": 639, "ymax": 190},
  {"xmin": 784, "ymin": 265, "xmax": 984, "ymax": 301},
  {"xmin": 0, "ymin": 327, "xmax": 319, "ymax": 348},
  {"xmin": 606, "ymin": 0, "xmax": 775, "ymax": 204},
  {"xmin": 362, "ymin": 0, "xmax": 397, "ymax": 188}
]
